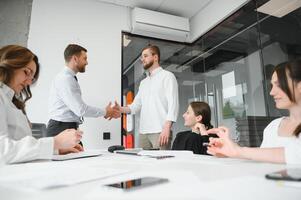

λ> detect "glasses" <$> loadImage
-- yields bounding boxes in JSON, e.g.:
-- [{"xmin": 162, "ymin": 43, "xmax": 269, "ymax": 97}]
[{"xmin": 23, "ymin": 68, "xmax": 36, "ymax": 82}]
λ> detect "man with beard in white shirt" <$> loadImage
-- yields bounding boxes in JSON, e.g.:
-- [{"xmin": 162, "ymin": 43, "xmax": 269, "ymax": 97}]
[{"xmin": 116, "ymin": 45, "xmax": 179, "ymax": 150}]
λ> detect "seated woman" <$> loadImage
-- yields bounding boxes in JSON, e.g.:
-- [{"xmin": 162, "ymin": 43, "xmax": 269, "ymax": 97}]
[
  {"xmin": 207, "ymin": 60, "xmax": 301, "ymax": 164},
  {"xmin": 0, "ymin": 45, "xmax": 83, "ymax": 164},
  {"xmin": 172, "ymin": 101, "xmax": 216, "ymax": 154}
]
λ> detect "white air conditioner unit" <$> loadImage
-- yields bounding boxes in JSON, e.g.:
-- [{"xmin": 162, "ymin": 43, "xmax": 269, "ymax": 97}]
[{"xmin": 131, "ymin": 7, "xmax": 190, "ymax": 42}]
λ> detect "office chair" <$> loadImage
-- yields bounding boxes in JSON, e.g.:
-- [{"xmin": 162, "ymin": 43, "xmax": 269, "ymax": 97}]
[{"xmin": 31, "ymin": 123, "xmax": 47, "ymax": 139}]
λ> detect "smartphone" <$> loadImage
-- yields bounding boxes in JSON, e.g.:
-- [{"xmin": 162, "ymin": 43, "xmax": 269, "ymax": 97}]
[
  {"xmin": 104, "ymin": 177, "xmax": 168, "ymax": 191},
  {"xmin": 265, "ymin": 168, "xmax": 301, "ymax": 181}
]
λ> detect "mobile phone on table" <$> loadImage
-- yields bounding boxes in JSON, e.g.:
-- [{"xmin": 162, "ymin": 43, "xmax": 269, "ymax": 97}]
[
  {"xmin": 265, "ymin": 168, "xmax": 301, "ymax": 181},
  {"xmin": 104, "ymin": 177, "xmax": 168, "ymax": 191}
]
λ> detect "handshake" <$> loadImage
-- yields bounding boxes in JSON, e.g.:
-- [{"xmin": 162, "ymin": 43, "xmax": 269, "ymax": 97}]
[{"xmin": 104, "ymin": 101, "xmax": 122, "ymax": 120}]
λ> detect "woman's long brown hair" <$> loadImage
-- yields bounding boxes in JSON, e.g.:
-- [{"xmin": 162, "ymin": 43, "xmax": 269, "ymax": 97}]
[{"xmin": 0, "ymin": 45, "xmax": 40, "ymax": 114}]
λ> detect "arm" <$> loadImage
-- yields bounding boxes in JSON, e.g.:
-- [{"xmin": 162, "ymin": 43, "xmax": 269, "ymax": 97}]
[
  {"xmin": 120, "ymin": 105, "xmax": 131, "ymax": 114},
  {"xmin": 56, "ymin": 76, "xmax": 105, "ymax": 118},
  {"xmin": 116, "ymin": 86, "xmax": 142, "ymax": 115},
  {"xmin": 0, "ymin": 135, "xmax": 54, "ymax": 164},
  {"xmin": 0, "ymin": 98, "xmax": 83, "ymax": 164},
  {"xmin": 206, "ymin": 127, "xmax": 286, "ymax": 163},
  {"xmin": 165, "ymin": 73, "xmax": 179, "ymax": 123},
  {"xmin": 159, "ymin": 121, "xmax": 173, "ymax": 146},
  {"xmin": 194, "ymin": 123, "xmax": 208, "ymax": 135},
  {"xmin": 127, "ymin": 88, "xmax": 142, "ymax": 115},
  {"xmin": 238, "ymin": 147, "xmax": 285, "ymax": 163},
  {"xmin": 159, "ymin": 74, "xmax": 179, "ymax": 146},
  {"xmin": 0, "ymin": 97, "xmax": 53, "ymax": 164}
]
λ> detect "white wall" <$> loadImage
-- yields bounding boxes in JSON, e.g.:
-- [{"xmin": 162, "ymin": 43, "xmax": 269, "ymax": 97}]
[
  {"xmin": 189, "ymin": 0, "xmax": 249, "ymax": 42},
  {"xmin": 27, "ymin": 0, "xmax": 131, "ymax": 149}
]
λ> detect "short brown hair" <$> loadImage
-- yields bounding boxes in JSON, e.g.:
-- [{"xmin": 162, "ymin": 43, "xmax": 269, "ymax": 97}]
[
  {"xmin": 142, "ymin": 45, "xmax": 160, "ymax": 62},
  {"xmin": 0, "ymin": 45, "xmax": 40, "ymax": 113},
  {"xmin": 64, "ymin": 44, "xmax": 87, "ymax": 62}
]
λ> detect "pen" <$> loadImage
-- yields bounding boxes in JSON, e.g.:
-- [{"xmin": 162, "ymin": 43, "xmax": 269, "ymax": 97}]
[{"xmin": 203, "ymin": 142, "xmax": 211, "ymax": 147}]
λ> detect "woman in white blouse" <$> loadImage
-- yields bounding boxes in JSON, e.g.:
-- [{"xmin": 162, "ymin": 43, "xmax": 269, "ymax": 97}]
[
  {"xmin": 0, "ymin": 45, "xmax": 83, "ymax": 164},
  {"xmin": 207, "ymin": 60, "xmax": 301, "ymax": 164}
]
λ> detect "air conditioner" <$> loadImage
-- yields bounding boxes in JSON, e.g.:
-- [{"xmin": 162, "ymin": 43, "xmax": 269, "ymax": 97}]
[{"xmin": 131, "ymin": 7, "xmax": 190, "ymax": 42}]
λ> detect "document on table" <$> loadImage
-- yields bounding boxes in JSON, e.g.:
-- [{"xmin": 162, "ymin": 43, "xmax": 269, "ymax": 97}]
[
  {"xmin": 138, "ymin": 150, "xmax": 193, "ymax": 158},
  {"xmin": 0, "ymin": 164, "xmax": 129, "ymax": 190},
  {"xmin": 114, "ymin": 148, "xmax": 143, "ymax": 155},
  {"xmin": 52, "ymin": 150, "xmax": 102, "ymax": 161}
]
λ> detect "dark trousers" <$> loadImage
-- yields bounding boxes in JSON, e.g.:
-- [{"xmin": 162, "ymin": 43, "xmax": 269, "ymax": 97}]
[{"xmin": 46, "ymin": 119, "xmax": 83, "ymax": 146}]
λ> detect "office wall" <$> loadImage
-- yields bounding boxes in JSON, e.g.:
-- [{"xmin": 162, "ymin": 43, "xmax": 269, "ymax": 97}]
[
  {"xmin": 0, "ymin": 0, "xmax": 32, "ymax": 47},
  {"xmin": 27, "ymin": 0, "xmax": 131, "ymax": 148},
  {"xmin": 189, "ymin": 0, "xmax": 249, "ymax": 42}
]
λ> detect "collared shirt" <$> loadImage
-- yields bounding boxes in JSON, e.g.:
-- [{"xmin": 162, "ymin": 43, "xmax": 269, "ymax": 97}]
[
  {"xmin": 48, "ymin": 67, "xmax": 105, "ymax": 123},
  {"xmin": 0, "ymin": 82, "xmax": 54, "ymax": 164},
  {"xmin": 129, "ymin": 67, "xmax": 179, "ymax": 134}
]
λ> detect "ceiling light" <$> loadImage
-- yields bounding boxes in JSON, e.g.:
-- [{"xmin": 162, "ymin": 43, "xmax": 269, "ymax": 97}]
[
  {"xmin": 123, "ymin": 35, "xmax": 131, "ymax": 47},
  {"xmin": 257, "ymin": 0, "xmax": 301, "ymax": 18}
]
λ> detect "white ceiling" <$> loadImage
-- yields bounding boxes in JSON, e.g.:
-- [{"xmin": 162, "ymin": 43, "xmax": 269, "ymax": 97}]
[{"xmin": 96, "ymin": 0, "xmax": 212, "ymax": 18}]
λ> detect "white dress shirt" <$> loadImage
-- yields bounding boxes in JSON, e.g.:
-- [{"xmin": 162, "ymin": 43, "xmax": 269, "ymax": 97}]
[
  {"xmin": 129, "ymin": 67, "xmax": 179, "ymax": 134},
  {"xmin": 261, "ymin": 117, "xmax": 301, "ymax": 165},
  {"xmin": 0, "ymin": 82, "xmax": 54, "ymax": 164},
  {"xmin": 48, "ymin": 67, "xmax": 105, "ymax": 123}
]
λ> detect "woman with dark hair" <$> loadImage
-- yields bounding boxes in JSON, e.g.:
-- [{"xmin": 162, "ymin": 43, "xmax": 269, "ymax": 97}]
[
  {"xmin": 207, "ymin": 60, "xmax": 301, "ymax": 164},
  {"xmin": 0, "ymin": 45, "xmax": 83, "ymax": 164},
  {"xmin": 172, "ymin": 101, "xmax": 216, "ymax": 154}
]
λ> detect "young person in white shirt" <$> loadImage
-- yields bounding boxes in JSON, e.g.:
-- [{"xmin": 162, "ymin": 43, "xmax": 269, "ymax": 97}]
[
  {"xmin": 207, "ymin": 60, "xmax": 301, "ymax": 164},
  {"xmin": 116, "ymin": 45, "xmax": 179, "ymax": 150},
  {"xmin": 0, "ymin": 45, "xmax": 83, "ymax": 164},
  {"xmin": 47, "ymin": 44, "xmax": 120, "ymax": 146}
]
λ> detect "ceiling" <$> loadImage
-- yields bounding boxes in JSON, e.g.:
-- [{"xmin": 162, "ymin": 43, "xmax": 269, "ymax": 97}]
[{"xmin": 96, "ymin": 0, "xmax": 212, "ymax": 18}]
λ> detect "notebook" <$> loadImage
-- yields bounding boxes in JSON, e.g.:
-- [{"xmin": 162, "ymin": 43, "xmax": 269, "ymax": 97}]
[
  {"xmin": 52, "ymin": 150, "xmax": 102, "ymax": 161},
  {"xmin": 114, "ymin": 148, "xmax": 143, "ymax": 155}
]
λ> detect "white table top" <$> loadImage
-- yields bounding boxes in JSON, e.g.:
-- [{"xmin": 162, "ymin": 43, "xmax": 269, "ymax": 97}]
[{"xmin": 1, "ymin": 150, "xmax": 300, "ymax": 200}]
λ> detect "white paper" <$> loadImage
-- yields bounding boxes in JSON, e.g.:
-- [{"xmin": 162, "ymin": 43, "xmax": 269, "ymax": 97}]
[
  {"xmin": 0, "ymin": 165, "xmax": 129, "ymax": 190},
  {"xmin": 138, "ymin": 150, "xmax": 193, "ymax": 158}
]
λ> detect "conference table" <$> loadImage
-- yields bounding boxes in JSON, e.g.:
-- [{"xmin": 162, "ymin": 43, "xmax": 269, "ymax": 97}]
[{"xmin": 0, "ymin": 150, "xmax": 300, "ymax": 200}]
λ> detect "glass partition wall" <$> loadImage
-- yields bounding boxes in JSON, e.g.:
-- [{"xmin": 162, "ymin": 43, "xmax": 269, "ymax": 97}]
[{"xmin": 122, "ymin": 0, "xmax": 301, "ymax": 148}]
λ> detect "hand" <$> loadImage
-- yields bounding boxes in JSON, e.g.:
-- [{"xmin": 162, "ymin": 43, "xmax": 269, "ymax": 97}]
[
  {"xmin": 59, "ymin": 144, "xmax": 84, "ymax": 155},
  {"xmin": 194, "ymin": 123, "xmax": 207, "ymax": 135},
  {"xmin": 158, "ymin": 123, "xmax": 171, "ymax": 147},
  {"xmin": 104, "ymin": 101, "xmax": 121, "ymax": 120},
  {"xmin": 206, "ymin": 126, "xmax": 241, "ymax": 158},
  {"xmin": 113, "ymin": 101, "xmax": 121, "ymax": 112},
  {"xmin": 53, "ymin": 129, "xmax": 83, "ymax": 150}
]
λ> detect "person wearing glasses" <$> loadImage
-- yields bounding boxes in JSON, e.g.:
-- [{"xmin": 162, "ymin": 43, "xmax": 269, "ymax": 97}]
[
  {"xmin": 207, "ymin": 60, "xmax": 301, "ymax": 164},
  {"xmin": 116, "ymin": 45, "xmax": 179, "ymax": 150},
  {"xmin": 46, "ymin": 44, "xmax": 120, "ymax": 147},
  {"xmin": 0, "ymin": 45, "xmax": 83, "ymax": 164}
]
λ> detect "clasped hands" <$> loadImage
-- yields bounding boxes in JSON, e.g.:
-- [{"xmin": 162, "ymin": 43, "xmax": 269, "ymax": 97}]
[{"xmin": 104, "ymin": 101, "xmax": 122, "ymax": 120}]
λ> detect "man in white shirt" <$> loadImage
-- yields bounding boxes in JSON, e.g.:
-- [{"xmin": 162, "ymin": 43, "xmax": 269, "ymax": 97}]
[
  {"xmin": 47, "ymin": 44, "xmax": 119, "ymax": 146},
  {"xmin": 117, "ymin": 45, "xmax": 179, "ymax": 150}
]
